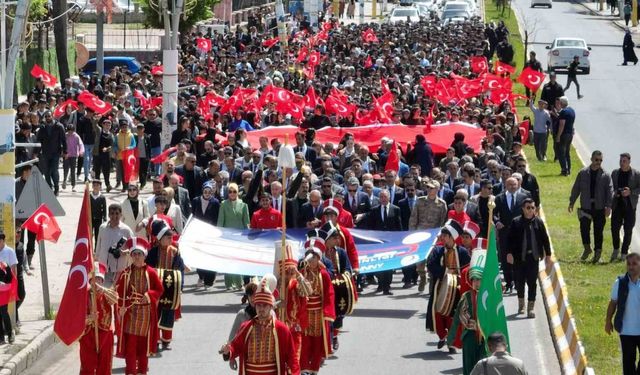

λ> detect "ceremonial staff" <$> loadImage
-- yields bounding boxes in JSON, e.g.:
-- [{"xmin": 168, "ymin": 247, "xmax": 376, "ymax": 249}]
[
  {"xmin": 277, "ymin": 135, "xmax": 295, "ymax": 320},
  {"xmin": 86, "ymin": 182, "xmax": 99, "ymax": 352}
]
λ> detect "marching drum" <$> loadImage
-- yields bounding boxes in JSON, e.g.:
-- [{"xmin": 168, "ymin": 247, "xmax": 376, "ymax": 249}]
[
  {"xmin": 435, "ymin": 272, "xmax": 459, "ymax": 317},
  {"xmin": 332, "ymin": 273, "xmax": 357, "ymax": 316},
  {"xmin": 158, "ymin": 269, "xmax": 182, "ymax": 310}
]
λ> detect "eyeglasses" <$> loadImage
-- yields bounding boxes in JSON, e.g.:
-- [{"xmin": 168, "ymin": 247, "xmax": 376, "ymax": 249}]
[
  {"xmin": 348, "ymin": 189, "xmax": 357, "ymax": 193},
  {"xmin": 228, "ymin": 190, "xmax": 238, "ymax": 194}
]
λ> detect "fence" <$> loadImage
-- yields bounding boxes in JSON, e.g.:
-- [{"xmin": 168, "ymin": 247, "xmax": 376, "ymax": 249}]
[{"xmin": 76, "ymin": 29, "xmax": 164, "ymax": 50}]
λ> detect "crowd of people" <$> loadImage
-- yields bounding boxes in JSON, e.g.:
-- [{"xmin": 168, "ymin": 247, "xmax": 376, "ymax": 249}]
[{"xmin": 11, "ymin": 6, "xmax": 622, "ymax": 375}]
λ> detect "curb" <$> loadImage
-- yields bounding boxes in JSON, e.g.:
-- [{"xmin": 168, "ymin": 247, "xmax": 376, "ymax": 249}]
[
  {"xmin": 0, "ymin": 325, "xmax": 57, "ymax": 375},
  {"xmin": 572, "ymin": 0, "xmax": 627, "ymax": 31}
]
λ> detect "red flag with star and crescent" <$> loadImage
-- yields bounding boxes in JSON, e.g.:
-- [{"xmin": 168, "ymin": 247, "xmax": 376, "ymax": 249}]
[
  {"xmin": 517, "ymin": 67, "xmax": 546, "ymax": 92},
  {"xmin": 470, "ymin": 56, "xmax": 488, "ymax": 74},
  {"xmin": 54, "ymin": 188, "xmax": 94, "ymax": 345},
  {"xmin": 21, "ymin": 204, "xmax": 61, "ymax": 243},
  {"xmin": 30, "ymin": 64, "xmax": 57, "ymax": 87},
  {"xmin": 494, "ymin": 61, "xmax": 516, "ymax": 76},
  {"xmin": 121, "ymin": 148, "xmax": 139, "ymax": 184},
  {"xmin": 196, "ymin": 38, "xmax": 212, "ymax": 52},
  {"xmin": 78, "ymin": 90, "xmax": 113, "ymax": 115},
  {"xmin": 361, "ymin": 28, "xmax": 379, "ymax": 43}
]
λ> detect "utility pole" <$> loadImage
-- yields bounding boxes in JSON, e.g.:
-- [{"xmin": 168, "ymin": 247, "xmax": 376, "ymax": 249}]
[
  {"xmin": 96, "ymin": 12, "xmax": 104, "ymax": 77},
  {"xmin": 4, "ymin": 0, "xmax": 28, "ymax": 109},
  {"xmin": 160, "ymin": 0, "xmax": 183, "ymax": 150},
  {"xmin": 359, "ymin": 0, "xmax": 364, "ymax": 24}
]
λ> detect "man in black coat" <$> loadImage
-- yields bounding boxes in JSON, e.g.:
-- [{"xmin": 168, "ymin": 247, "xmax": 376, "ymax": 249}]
[
  {"xmin": 293, "ymin": 131, "xmax": 317, "ymax": 167},
  {"xmin": 398, "ymin": 182, "xmax": 419, "ymax": 288},
  {"xmin": 175, "ymin": 153, "xmax": 207, "ymax": 199},
  {"xmin": 365, "ymin": 189, "xmax": 403, "ymax": 295},
  {"xmin": 343, "ymin": 177, "xmax": 371, "ymax": 219},
  {"xmin": 36, "ymin": 111, "xmax": 67, "ymax": 195},
  {"xmin": 540, "ymin": 72, "xmax": 565, "ymax": 106},
  {"xmin": 299, "ymin": 190, "xmax": 323, "ymax": 228},
  {"xmin": 507, "ymin": 198, "xmax": 551, "ymax": 318},
  {"xmin": 494, "ymin": 177, "xmax": 530, "ymax": 293},
  {"xmin": 514, "ymin": 158, "xmax": 541, "ymax": 207}
]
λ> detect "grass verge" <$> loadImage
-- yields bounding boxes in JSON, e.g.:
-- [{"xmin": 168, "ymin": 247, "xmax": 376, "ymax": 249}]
[
  {"xmin": 485, "ymin": 3, "xmax": 624, "ymax": 374},
  {"xmin": 15, "ymin": 45, "xmax": 77, "ymax": 97}
]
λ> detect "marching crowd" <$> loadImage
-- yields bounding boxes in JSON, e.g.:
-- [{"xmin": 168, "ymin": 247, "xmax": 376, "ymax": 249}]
[{"xmin": 8, "ymin": 4, "xmax": 640, "ymax": 375}]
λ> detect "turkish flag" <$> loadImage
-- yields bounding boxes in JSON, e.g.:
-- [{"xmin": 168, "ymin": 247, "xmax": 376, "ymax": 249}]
[
  {"xmin": 303, "ymin": 86, "xmax": 323, "ymax": 109},
  {"xmin": 78, "ymin": 90, "xmax": 113, "ymax": 115},
  {"xmin": 355, "ymin": 109, "xmax": 378, "ymax": 126},
  {"xmin": 133, "ymin": 89, "xmax": 149, "ymax": 110},
  {"xmin": 219, "ymin": 89, "xmax": 244, "ymax": 114},
  {"xmin": 364, "ymin": 55, "xmax": 373, "ymax": 69},
  {"xmin": 361, "ymin": 28, "xmax": 379, "ymax": 43},
  {"xmin": 454, "ymin": 78, "xmax": 483, "ymax": 99},
  {"xmin": 374, "ymin": 91, "xmax": 395, "ymax": 122},
  {"xmin": 151, "ymin": 65, "xmax": 164, "ymax": 75},
  {"xmin": 325, "ymin": 95, "xmax": 355, "ymax": 117},
  {"xmin": 195, "ymin": 76, "xmax": 211, "ymax": 86},
  {"xmin": 494, "ymin": 61, "xmax": 516, "ymax": 75},
  {"xmin": 296, "ymin": 47, "xmax": 309, "ymax": 63},
  {"xmin": 330, "ymin": 87, "xmax": 348, "ymax": 102},
  {"xmin": 420, "ymin": 75, "xmax": 437, "ymax": 96},
  {"xmin": 278, "ymin": 101, "xmax": 304, "ymax": 121},
  {"xmin": 53, "ymin": 189, "xmax": 94, "ymax": 345},
  {"xmin": 205, "ymin": 91, "xmax": 226, "ymax": 107},
  {"xmin": 490, "ymin": 88, "xmax": 515, "ymax": 106},
  {"xmin": 150, "ymin": 146, "xmax": 177, "ymax": 164},
  {"xmin": 322, "ymin": 21, "xmax": 333, "ymax": 32},
  {"xmin": 0, "ymin": 265, "xmax": 18, "ymax": 306},
  {"xmin": 262, "ymin": 37, "xmax": 279, "ymax": 49},
  {"xmin": 53, "ymin": 99, "xmax": 78, "ymax": 119},
  {"xmin": 197, "ymin": 98, "xmax": 213, "ymax": 120},
  {"xmin": 302, "ymin": 66, "xmax": 315, "ymax": 79},
  {"xmin": 470, "ymin": 56, "xmax": 488, "ymax": 74},
  {"xmin": 21, "ymin": 204, "xmax": 61, "ymax": 243},
  {"xmin": 517, "ymin": 67, "xmax": 546, "ymax": 92},
  {"xmin": 121, "ymin": 148, "xmax": 139, "ymax": 183},
  {"xmin": 384, "ymin": 141, "xmax": 400, "ymax": 173},
  {"xmin": 196, "ymin": 38, "xmax": 212, "ymax": 52},
  {"xmin": 307, "ymin": 51, "xmax": 321, "ymax": 68},
  {"xmin": 380, "ymin": 77, "xmax": 390, "ymax": 95},
  {"xmin": 30, "ymin": 64, "xmax": 57, "ymax": 87}
]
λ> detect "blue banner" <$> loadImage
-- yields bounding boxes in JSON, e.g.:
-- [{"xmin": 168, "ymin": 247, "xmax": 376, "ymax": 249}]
[{"xmin": 179, "ymin": 218, "xmax": 439, "ymax": 276}]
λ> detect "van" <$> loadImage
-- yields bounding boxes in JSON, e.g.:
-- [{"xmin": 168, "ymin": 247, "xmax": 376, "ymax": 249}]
[{"xmin": 82, "ymin": 57, "xmax": 142, "ymax": 75}]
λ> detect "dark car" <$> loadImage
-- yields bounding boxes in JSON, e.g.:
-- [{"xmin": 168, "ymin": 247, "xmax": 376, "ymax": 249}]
[{"xmin": 82, "ymin": 57, "xmax": 142, "ymax": 75}]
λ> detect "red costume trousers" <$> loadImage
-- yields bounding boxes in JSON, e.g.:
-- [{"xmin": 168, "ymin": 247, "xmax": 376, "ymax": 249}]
[
  {"xmin": 300, "ymin": 335, "xmax": 324, "ymax": 373},
  {"xmin": 434, "ymin": 312, "xmax": 453, "ymax": 340},
  {"xmin": 79, "ymin": 329, "xmax": 114, "ymax": 375},
  {"xmin": 124, "ymin": 333, "xmax": 149, "ymax": 375},
  {"xmin": 291, "ymin": 331, "xmax": 302, "ymax": 361}
]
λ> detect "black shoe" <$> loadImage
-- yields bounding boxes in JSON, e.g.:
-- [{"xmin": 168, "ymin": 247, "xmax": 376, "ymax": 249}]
[
  {"xmin": 402, "ymin": 282, "xmax": 412, "ymax": 289},
  {"xmin": 106, "ymin": 185, "xmax": 112, "ymax": 193},
  {"xmin": 8, "ymin": 335, "xmax": 14, "ymax": 344},
  {"xmin": 162, "ymin": 341, "xmax": 171, "ymax": 351},
  {"xmin": 375, "ymin": 286, "xmax": 383, "ymax": 293},
  {"xmin": 437, "ymin": 339, "xmax": 446, "ymax": 349},
  {"xmin": 332, "ymin": 337, "xmax": 339, "ymax": 351},
  {"xmin": 622, "ymin": 62, "xmax": 628, "ymax": 65},
  {"xmin": 448, "ymin": 347, "xmax": 457, "ymax": 354},
  {"xmin": 383, "ymin": 290, "xmax": 393, "ymax": 295}
]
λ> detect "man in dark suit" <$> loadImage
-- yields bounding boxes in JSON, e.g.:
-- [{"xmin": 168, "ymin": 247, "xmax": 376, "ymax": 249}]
[
  {"xmin": 294, "ymin": 131, "xmax": 317, "ymax": 167},
  {"xmin": 299, "ymin": 190, "xmax": 323, "ymax": 228},
  {"xmin": 444, "ymin": 161, "xmax": 463, "ymax": 192},
  {"xmin": 514, "ymin": 158, "xmax": 541, "ymax": 206},
  {"xmin": 397, "ymin": 182, "xmax": 419, "ymax": 288},
  {"xmin": 168, "ymin": 174, "xmax": 192, "ymax": 220},
  {"xmin": 175, "ymin": 153, "xmax": 207, "ymax": 200},
  {"xmin": 454, "ymin": 164, "xmax": 481, "ymax": 197},
  {"xmin": 384, "ymin": 170, "xmax": 404, "ymax": 205},
  {"xmin": 134, "ymin": 124, "xmax": 151, "ymax": 189},
  {"xmin": 365, "ymin": 190, "xmax": 403, "ymax": 295},
  {"xmin": 433, "ymin": 178, "xmax": 455, "ymax": 205},
  {"xmin": 494, "ymin": 177, "xmax": 529, "ymax": 293},
  {"xmin": 344, "ymin": 177, "xmax": 371, "ymax": 219},
  {"xmin": 224, "ymin": 156, "xmax": 243, "ymax": 185},
  {"xmin": 191, "ymin": 182, "xmax": 221, "ymax": 288}
]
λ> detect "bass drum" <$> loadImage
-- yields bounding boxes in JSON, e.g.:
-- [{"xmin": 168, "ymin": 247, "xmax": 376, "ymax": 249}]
[
  {"xmin": 434, "ymin": 272, "xmax": 459, "ymax": 317},
  {"xmin": 157, "ymin": 269, "xmax": 182, "ymax": 310},
  {"xmin": 332, "ymin": 273, "xmax": 357, "ymax": 316}
]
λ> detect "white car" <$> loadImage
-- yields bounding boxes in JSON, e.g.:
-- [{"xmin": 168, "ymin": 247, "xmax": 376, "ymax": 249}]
[
  {"xmin": 385, "ymin": 7, "xmax": 421, "ymax": 23},
  {"xmin": 531, "ymin": 0, "xmax": 552, "ymax": 8},
  {"xmin": 546, "ymin": 37, "xmax": 591, "ymax": 74},
  {"xmin": 440, "ymin": 9, "xmax": 470, "ymax": 25},
  {"xmin": 443, "ymin": 1, "xmax": 473, "ymax": 14}
]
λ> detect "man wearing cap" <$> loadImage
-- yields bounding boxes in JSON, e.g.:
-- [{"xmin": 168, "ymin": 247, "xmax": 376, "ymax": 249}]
[
  {"xmin": 114, "ymin": 119, "xmax": 137, "ymax": 192},
  {"xmin": 426, "ymin": 219, "xmax": 471, "ymax": 353},
  {"xmin": 36, "ymin": 110, "xmax": 67, "ymax": 195},
  {"xmin": 221, "ymin": 275, "xmax": 300, "ymax": 375},
  {"xmin": 410, "ymin": 179, "xmax": 448, "ymax": 292},
  {"xmin": 146, "ymin": 221, "xmax": 185, "ymax": 350},
  {"xmin": 322, "ymin": 202, "xmax": 359, "ymax": 279},
  {"xmin": 79, "ymin": 262, "xmax": 118, "ymax": 375},
  {"xmin": 448, "ymin": 246, "xmax": 488, "ymax": 375},
  {"xmin": 114, "ymin": 238, "xmax": 164, "ymax": 375},
  {"xmin": 507, "ymin": 198, "xmax": 551, "ymax": 318},
  {"xmin": 251, "ymin": 193, "xmax": 283, "ymax": 229},
  {"xmin": 300, "ymin": 236, "xmax": 335, "ymax": 374}
]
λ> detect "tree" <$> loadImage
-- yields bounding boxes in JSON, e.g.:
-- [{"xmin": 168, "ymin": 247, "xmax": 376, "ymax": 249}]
[
  {"xmin": 518, "ymin": 9, "xmax": 539, "ymax": 67},
  {"xmin": 137, "ymin": 0, "xmax": 219, "ymax": 32},
  {"xmin": 51, "ymin": 0, "xmax": 70, "ymax": 81}
]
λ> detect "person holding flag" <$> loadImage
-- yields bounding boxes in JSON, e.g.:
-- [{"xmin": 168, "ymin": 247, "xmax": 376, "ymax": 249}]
[
  {"xmin": 114, "ymin": 237, "xmax": 164, "ymax": 375},
  {"xmin": 79, "ymin": 262, "xmax": 118, "ymax": 375},
  {"xmin": 114, "ymin": 119, "xmax": 137, "ymax": 192},
  {"xmin": 426, "ymin": 219, "xmax": 471, "ymax": 353},
  {"xmin": 447, "ymin": 242, "xmax": 488, "ymax": 375}
]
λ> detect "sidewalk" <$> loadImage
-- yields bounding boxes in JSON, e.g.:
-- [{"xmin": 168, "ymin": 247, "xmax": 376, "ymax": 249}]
[{"xmin": 576, "ymin": 0, "xmax": 639, "ymax": 33}]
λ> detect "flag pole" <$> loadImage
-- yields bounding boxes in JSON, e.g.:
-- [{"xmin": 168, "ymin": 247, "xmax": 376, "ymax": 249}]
[
  {"xmin": 279, "ymin": 134, "xmax": 289, "ymax": 322},
  {"xmin": 477, "ymin": 196, "xmax": 496, "ymax": 343},
  {"xmin": 86, "ymin": 183, "xmax": 99, "ymax": 352}
]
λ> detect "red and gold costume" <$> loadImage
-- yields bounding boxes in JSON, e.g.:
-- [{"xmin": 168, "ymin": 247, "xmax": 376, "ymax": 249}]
[
  {"xmin": 337, "ymin": 209, "xmax": 354, "ymax": 228},
  {"xmin": 250, "ymin": 207, "xmax": 282, "ymax": 229},
  {"xmin": 79, "ymin": 288, "xmax": 117, "ymax": 375},
  {"xmin": 281, "ymin": 274, "xmax": 312, "ymax": 361},
  {"xmin": 227, "ymin": 315, "xmax": 300, "ymax": 375},
  {"xmin": 115, "ymin": 264, "xmax": 163, "ymax": 375},
  {"xmin": 299, "ymin": 266, "xmax": 335, "ymax": 373},
  {"xmin": 336, "ymin": 225, "xmax": 359, "ymax": 274}
]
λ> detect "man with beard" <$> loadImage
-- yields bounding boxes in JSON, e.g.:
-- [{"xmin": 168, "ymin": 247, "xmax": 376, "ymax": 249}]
[{"xmin": 36, "ymin": 110, "xmax": 67, "ymax": 195}]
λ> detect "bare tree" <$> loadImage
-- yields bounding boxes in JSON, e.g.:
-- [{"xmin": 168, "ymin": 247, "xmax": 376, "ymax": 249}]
[
  {"xmin": 51, "ymin": 0, "xmax": 70, "ymax": 81},
  {"xmin": 518, "ymin": 8, "xmax": 540, "ymax": 66}
]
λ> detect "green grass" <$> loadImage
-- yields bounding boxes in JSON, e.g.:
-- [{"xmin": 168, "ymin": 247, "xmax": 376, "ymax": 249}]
[
  {"xmin": 15, "ymin": 45, "xmax": 77, "ymax": 97},
  {"xmin": 485, "ymin": 5, "xmax": 624, "ymax": 374}
]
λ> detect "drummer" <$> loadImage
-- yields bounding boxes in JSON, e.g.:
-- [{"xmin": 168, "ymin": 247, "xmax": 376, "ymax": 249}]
[
  {"xmin": 320, "ymin": 220, "xmax": 353, "ymax": 352},
  {"xmin": 426, "ymin": 219, "xmax": 471, "ymax": 353},
  {"xmin": 145, "ymin": 220, "xmax": 185, "ymax": 351}
]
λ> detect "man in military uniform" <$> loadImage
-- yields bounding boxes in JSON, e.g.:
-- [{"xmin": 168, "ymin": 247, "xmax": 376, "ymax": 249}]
[
  {"xmin": 409, "ymin": 180, "xmax": 448, "ymax": 292},
  {"xmin": 426, "ymin": 219, "xmax": 471, "ymax": 353}
]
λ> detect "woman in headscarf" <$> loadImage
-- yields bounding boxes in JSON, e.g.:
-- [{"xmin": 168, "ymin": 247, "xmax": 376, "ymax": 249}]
[{"xmin": 623, "ymin": 29, "xmax": 638, "ymax": 66}]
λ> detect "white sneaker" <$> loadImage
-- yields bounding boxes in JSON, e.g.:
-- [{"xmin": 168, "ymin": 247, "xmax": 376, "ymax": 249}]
[{"xmin": 196, "ymin": 279, "xmax": 204, "ymax": 288}]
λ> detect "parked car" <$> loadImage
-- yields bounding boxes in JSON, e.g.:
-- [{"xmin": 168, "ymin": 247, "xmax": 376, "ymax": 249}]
[
  {"xmin": 440, "ymin": 9, "xmax": 470, "ymax": 25},
  {"xmin": 82, "ymin": 57, "xmax": 142, "ymax": 75},
  {"xmin": 546, "ymin": 37, "xmax": 591, "ymax": 74},
  {"xmin": 531, "ymin": 0, "xmax": 552, "ymax": 8},
  {"xmin": 442, "ymin": 1, "xmax": 473, "ymax": 15},
  {"xmin": 385, "ymin": 6, "xmax": 421, "ymax": 23}
]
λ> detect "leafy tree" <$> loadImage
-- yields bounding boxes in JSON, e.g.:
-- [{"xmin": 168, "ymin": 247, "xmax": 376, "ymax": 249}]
[{"xmin": 137, "ymin": 0, "xmax": 219, "ymax": 32}]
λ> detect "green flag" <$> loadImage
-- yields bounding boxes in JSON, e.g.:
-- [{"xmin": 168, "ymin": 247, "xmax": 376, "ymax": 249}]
[{"xmin": 477, "ymin": 226, "xmax": 510, "ymax": 351}]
